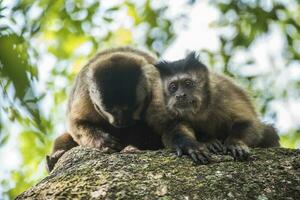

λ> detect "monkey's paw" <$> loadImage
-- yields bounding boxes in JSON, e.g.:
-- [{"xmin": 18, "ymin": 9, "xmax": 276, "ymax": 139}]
[
  {"xmin": 46, "ymin": 150, "xmax": 66, "ymax": 173},
  {"xmin": 206, "ymin": 139, "xmax": 224, "ymax": 154},
  {"xmin": 100, "ymin": 133, "xmax": 124, "ymax": 151},
  {"xmin": 224, "ymin": 142, "xmax": 250, "ymax": 161},
  {"xmin": 174, "ymin": 138, "xmax": 211, "ymax": 164}
]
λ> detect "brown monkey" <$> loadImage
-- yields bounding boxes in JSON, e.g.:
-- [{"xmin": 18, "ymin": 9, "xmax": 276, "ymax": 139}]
[
  {"xmin": 46, "ymin": 47, "xmax": 164, "ymax": 172},
  {"xmin": 155, "ymin": 52, "xmax": 280, "ymax": 163},
  {"xmin": 46, "ymin": 133, "xmax": 78, "ymax": 172}
]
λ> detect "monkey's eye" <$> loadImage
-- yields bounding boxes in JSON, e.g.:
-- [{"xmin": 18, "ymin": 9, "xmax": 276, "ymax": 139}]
[
  {"xmin": 168, "ymin": 82, "xmax": 178, "ymax": 93},
  {"xmin": 184, "ymin": 79, "xmax": 194, "ymax": 87}
]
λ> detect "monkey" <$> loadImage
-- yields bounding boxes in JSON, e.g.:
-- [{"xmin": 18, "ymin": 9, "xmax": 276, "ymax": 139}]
[
  {"xmin": 46, "ymin": 132, "xmax": 78, "ymax": 172},
  {"xmin": 154, "ymin": 52, "xmax": 280, "ymax": 163},
  {"xmin": 46, "ymin": 47, "xmax": 164, "ymax": 172}
]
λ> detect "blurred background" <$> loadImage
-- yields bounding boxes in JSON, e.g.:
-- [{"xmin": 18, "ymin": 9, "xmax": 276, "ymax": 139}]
[{"xmin": 0, "ymin": 0, "xmax": 299, "ymax": 199}]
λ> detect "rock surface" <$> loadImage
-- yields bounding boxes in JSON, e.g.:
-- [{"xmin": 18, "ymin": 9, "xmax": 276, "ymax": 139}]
[{"xmin": 17, "ymin": 147, "xmax": 300, "ymax": 200}]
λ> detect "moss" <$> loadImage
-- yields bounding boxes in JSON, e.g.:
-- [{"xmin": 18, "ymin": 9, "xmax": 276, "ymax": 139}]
[{"xmin": 17, "ymin": 147, "xmax": 300, "ymax": 200}]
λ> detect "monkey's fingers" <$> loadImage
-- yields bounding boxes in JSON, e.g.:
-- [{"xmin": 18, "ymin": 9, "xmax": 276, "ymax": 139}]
[
  {"xmin": 207, "ymin": 144, "xmax": 218, "ymax": 154},
  {"xmin": 195, "ymin": 150, "xmax": 210, "ymax": 164},
  {"xmin": 223, "ymin": 146, "xmax": 228, "ymax": 154},
  {"xmin": 201, "ymin": 151, "xmax": 212, "ymax": 161},
  {"xmin": 207, "ymin": 140, "xmax": 224, "ymax": 154},
  {"xmin": 102, "ymin": 135, "xmax": 123, "ymax": 151},
  {"xmin": 189, "ymin": 152, "xmax": 200, "ymax": 164},
  {"xmin": 197, "ymin": 154, "xmax": 209, "ymax": 164},
  {"xmin": 237, "ymin": 146, "xmax": 250, "ymax": 160},
  {"xmin": 227, "ymin": 145, "xmax": 250, "ymax": 161},
  {"xmin": 176, "ymin": 147, "xmax": 183, "ymax": 157},
  {"xmin": 227, "ymin": 146, "xmax": 237, "ymax": 159},
  {"xmin": 187, "ymin": 148, "xmax": 210, "ymax": 164},
  {"xmin": 212, "ymin": 140, "xmax": 224, "ymax": 153},
  {"xmin": 108, "ymin": 140, "xmax": 123, "ymax": 151}
]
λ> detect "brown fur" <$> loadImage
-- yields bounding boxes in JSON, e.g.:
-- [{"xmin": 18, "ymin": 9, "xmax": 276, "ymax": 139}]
[
  {"xmin": 46, "ymin": 132, "xmax": 78, "ymax": 172},
  {"xmin": 192, "ymin": 73, "xmax": 278, "ymax": 147},
  {"xmin": 156, "ymin": 54, "xmax": 280, "ymax": 162},
  {"xmin": 47, "ymin": 47, "xmax": 165, "ymax": 172},
  {"xmin": 180, "ymin": 72, "xmax": 278, "ymax": 157},
  {"xmin": 67, "ymin": 47, "xmax": 162, "ymax": 149}
]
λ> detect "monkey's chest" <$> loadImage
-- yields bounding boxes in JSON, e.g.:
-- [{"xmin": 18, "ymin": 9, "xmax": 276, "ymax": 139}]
[{"xmin": 191, "ymin": 120, "xmax": 230, "ymax": 141}]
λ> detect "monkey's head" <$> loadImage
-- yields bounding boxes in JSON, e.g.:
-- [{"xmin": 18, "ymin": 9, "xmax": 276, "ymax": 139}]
[
  {"xmin": 155, "ymin": 52, "xmax": 210, "ymax": 118},
  {"xmin": 87, "ymin": 53, "xmax": 151, "ymax": 128}
]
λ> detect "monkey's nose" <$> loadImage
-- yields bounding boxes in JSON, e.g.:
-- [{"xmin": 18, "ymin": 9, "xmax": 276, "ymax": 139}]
[{"xmin": 176, "ymin": 93, "xmax": 187, "ymax": 101}]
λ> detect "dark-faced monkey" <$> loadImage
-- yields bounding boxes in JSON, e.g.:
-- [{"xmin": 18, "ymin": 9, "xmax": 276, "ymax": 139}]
[
  {"xmin": 46, "ymin": 47, "xmax": 164, "ymax": 172},
  {"xmin": 155, "ymin": 52, "xmax": 280, "ymax": 163}
]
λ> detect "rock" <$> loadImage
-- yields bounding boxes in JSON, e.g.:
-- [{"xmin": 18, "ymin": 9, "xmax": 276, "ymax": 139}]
[{"xmin": 17, "ymin": 147, "xmax": 300, "ymax": 199}]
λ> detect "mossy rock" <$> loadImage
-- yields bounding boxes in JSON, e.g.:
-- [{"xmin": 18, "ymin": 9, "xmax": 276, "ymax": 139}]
[{"xmin": 17, "ymin": 147, "xmax": 300, "ymax": 199}]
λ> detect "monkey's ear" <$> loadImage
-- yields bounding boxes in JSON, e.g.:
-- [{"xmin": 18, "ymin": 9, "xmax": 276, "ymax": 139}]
[
  {"xmin": 185, "ymin": 51, "xmax": 207, "ymax": 70},
  {"xmin": 155, "ymin": 60, "xmax": 172, "ymax": 76}
]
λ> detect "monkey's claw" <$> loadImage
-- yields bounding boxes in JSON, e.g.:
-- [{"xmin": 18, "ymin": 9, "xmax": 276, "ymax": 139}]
[
  {"xmin": 226, "ymin": 144, "xmax": 250, "ymax": 161},
  {"xmin": 174, "ymin": 139, "xmax": 211, "ymax": 164},
  {"xmin": 207, "ymin": 139, "xmax": 224, "ymax": 154}
]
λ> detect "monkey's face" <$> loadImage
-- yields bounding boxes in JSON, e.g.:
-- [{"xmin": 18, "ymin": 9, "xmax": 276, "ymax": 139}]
[
  {"xmin": 155, "ymin": 52, "xmax": 209, "ymax": 118},
  {"xmin": 163, "ymin": 71, "xmax": 207, "ymax": 117},
  {"xmin": 88, "ymin": 57, "xmax": 149, "ymax": 128}
]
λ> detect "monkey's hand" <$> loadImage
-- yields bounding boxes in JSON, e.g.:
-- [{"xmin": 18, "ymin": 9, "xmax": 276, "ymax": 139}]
[
  {"xmin": 173, "ymin": 137, "xmax": 211, "ymax": 164},
  {"xmin": 224, "ymin": 140, "xmax": 250, "ymax": 161},
  {"xmin": 95, "ymin": 132, "xmax": 124, "ymax": 152},
  {"xmin": 206, "ymin": 139, "xmax": 224, "ymax": 154},
  {"xmin": 46, "ymin": 150, "xmax": 66, "ymax": 173}
]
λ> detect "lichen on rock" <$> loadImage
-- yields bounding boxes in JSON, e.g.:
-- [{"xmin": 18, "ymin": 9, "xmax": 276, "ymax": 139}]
[{"xmin": 17, "ymin": 147, "xmax": 300, "ymax": 200}]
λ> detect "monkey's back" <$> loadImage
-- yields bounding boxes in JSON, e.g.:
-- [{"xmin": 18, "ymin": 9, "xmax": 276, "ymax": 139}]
[
  {"xmin": 66, "ymin": 47, "xmax": 163, "ymax": 150},
  {"xmin": 191, "ymin": 72, "xmax": 260, "ymax": 139}
]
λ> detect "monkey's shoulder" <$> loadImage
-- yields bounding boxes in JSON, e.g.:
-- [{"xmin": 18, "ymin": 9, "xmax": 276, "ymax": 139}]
[{"xmin": 209, "ymin": 72, "xmax": 257, "ymax": 118}]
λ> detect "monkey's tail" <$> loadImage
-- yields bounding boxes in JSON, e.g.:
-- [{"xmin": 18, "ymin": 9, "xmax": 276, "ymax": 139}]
[{"xmin": 259, "ymin": 123, "xmax": 280, "ymax": 148}]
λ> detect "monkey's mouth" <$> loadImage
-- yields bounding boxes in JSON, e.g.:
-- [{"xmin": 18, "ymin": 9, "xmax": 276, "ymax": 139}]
[{"xmin": 175, "ymin": 100, "xmax": 195, "ymax": 108}]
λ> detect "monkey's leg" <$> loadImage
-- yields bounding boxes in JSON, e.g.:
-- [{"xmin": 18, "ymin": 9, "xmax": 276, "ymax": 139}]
[
  {"xmin": 46, "ymin": 132, "xmax": 78, "ymax": 172},
  {"xmin": 70, "ymin": 120, "xmax": 124, "ymax": 152},
  {"xmin": 258, "ymin": 123, "xmax": 280, "ymax": 148},
  {"xmin": 224, "ymin": 121, "xmax": 263, "ymax": 160},
  {"xmin": 162, "ymin": 123, "xmax": 211, "ymax": 164}
]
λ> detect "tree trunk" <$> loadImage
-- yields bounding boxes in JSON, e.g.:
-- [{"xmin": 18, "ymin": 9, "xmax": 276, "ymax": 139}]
[{"xmin": 17, "ymin": 147, "xmax": 300, "ymax": 200}]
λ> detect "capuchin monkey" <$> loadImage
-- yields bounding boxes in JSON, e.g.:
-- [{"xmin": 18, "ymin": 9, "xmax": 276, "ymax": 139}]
[
  {"xmin": 155, "ymin": 52, "xmax": 280, "ymax": 163},
  {"xmin": 46, "ymin": 47, "xmax": 164, "ymax": 172}
]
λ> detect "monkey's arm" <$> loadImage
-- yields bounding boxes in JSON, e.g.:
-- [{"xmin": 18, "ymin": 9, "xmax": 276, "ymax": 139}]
[
  {"xmin": 68, "ymin": 88, "xmax": 124, "ymax": 152},
  {"xmin": 213, "ymin": 77, "xmax": 279, "ymax": 160},
  {"xmin": 224, "ymin": 119, "xmax": 279, "ymax": 160},
  {"xmin": 162, "ymin": 122, "xmax": 211, "ymax": 164},
  {"xmin": 46, "ymin": 132, "xmax": 78, "ymax": 172},
  {"xmin": 69, "ymin": 118, "xmax": 124, "ymax": 152},
  {"xmin": 224, "ymin": 119, "xmax": 262, "ymax": 160},
  {"xmin": 222, "ymin": 95, "xmax": 279, "ymax": 159}
]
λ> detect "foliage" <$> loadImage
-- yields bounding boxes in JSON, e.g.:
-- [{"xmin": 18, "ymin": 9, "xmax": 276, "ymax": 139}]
[
  {"xmin": 0, "ymin": 0, "xmax": 299, "ymax": 199},
  {"xmin": 205, "ymin": 0, "xmax": 300, "ymax": 147},
  {"xmin": 0, "ymin": 0, "xmax": 180, "ymax": 199}
]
